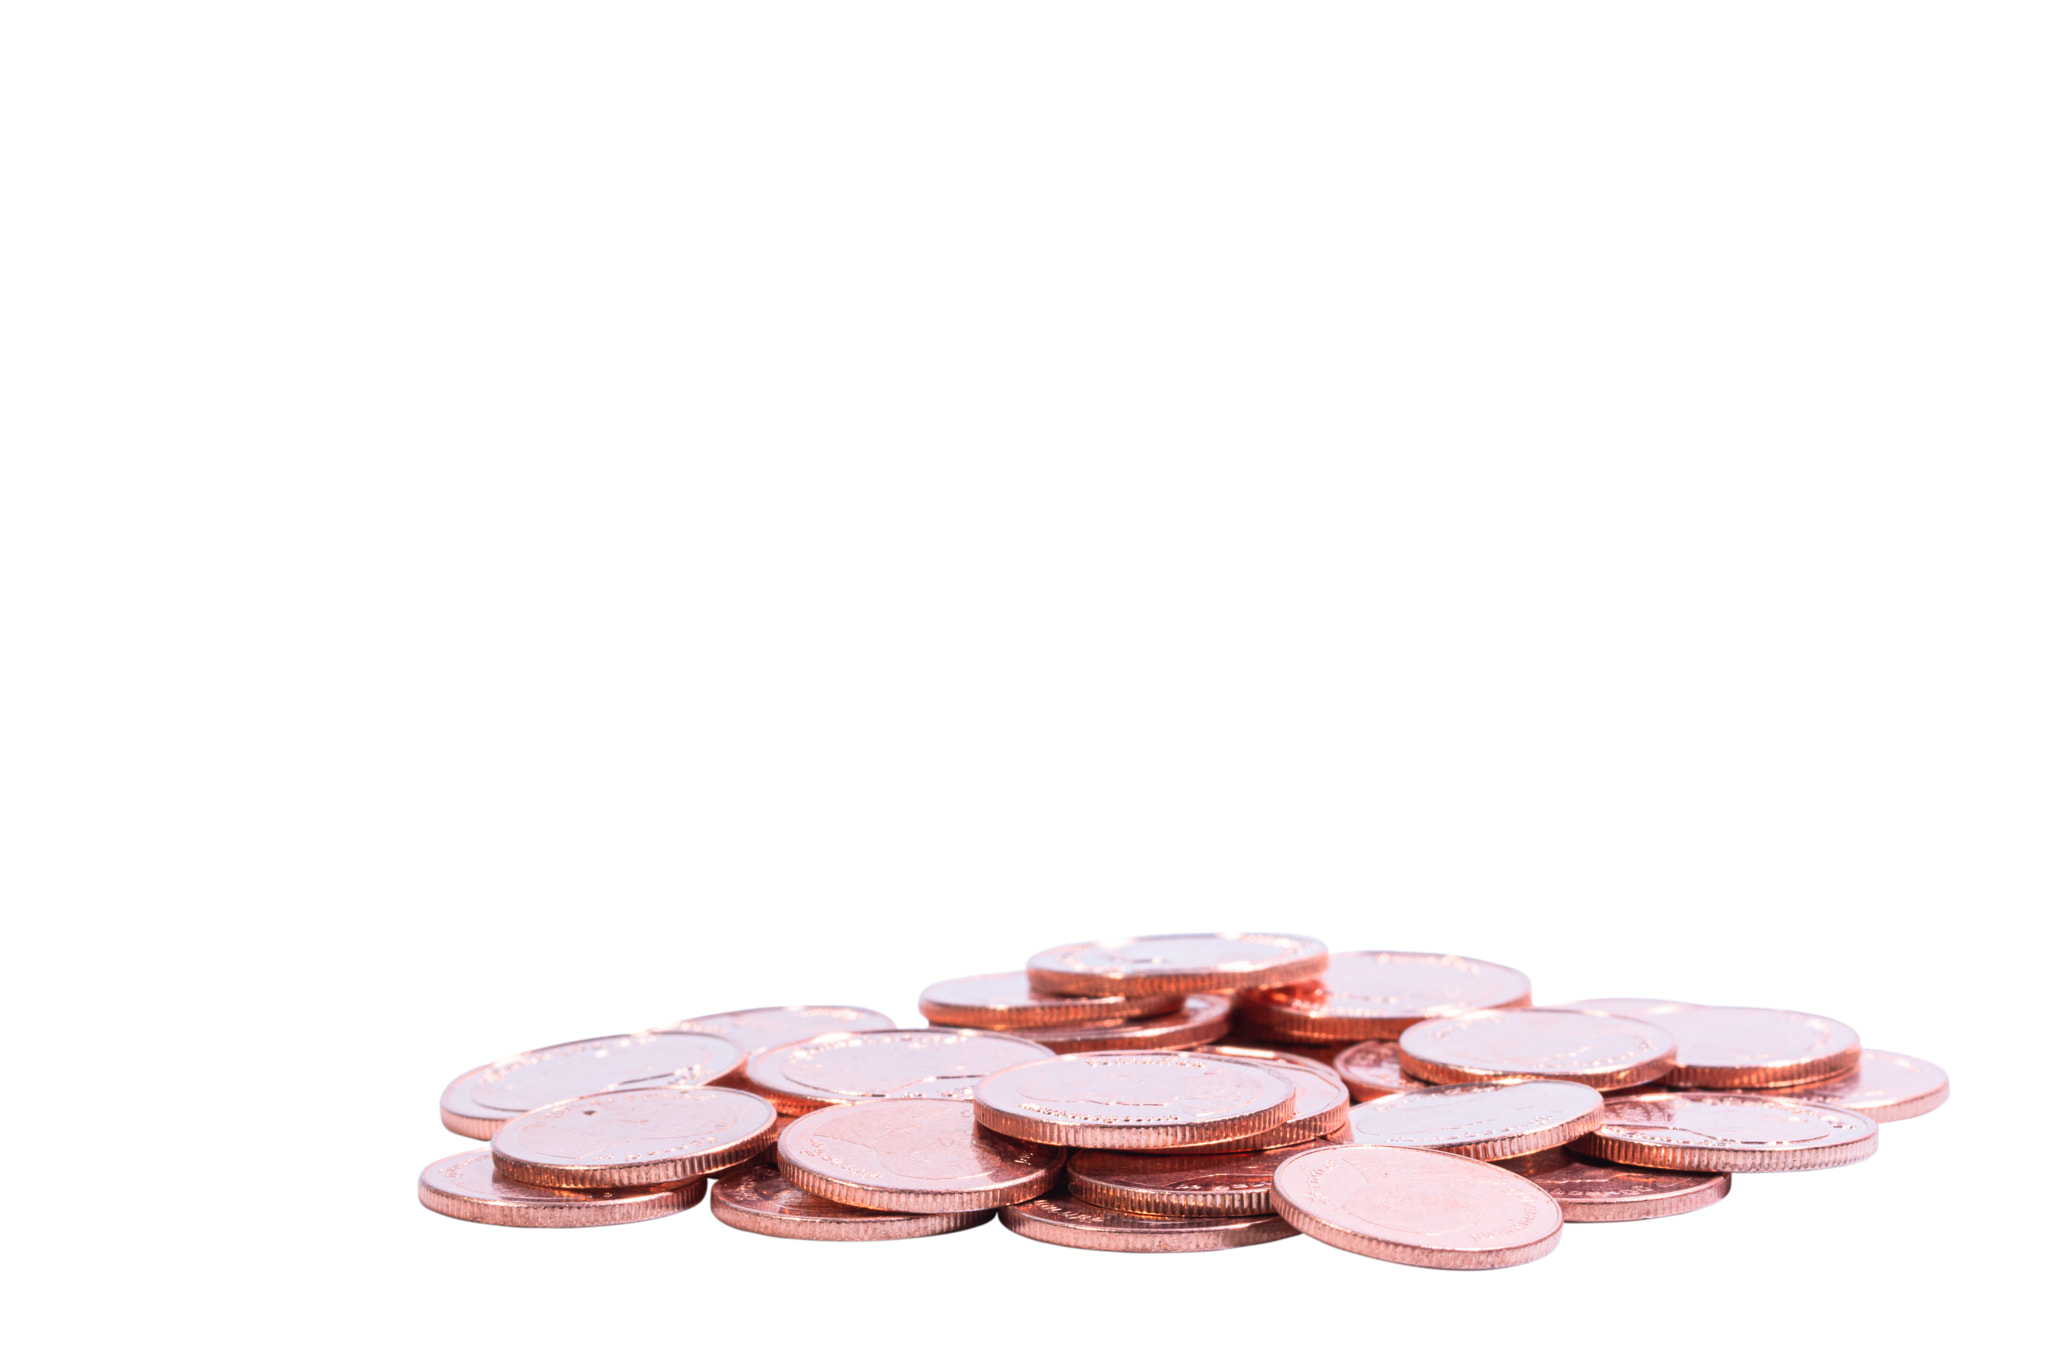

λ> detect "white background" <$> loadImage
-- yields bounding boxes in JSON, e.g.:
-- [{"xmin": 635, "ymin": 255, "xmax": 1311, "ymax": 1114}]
[{"xmin": 4, "ymin": 4, "xmax": 2042, "ymax": 1360}]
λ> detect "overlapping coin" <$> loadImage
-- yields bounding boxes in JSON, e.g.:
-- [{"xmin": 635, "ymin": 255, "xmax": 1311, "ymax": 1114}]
[
  {"xmin": 1270, "ymin": 1143, "xmax": 1563, "ymax": 1269},
  {"xmin": 1346, "ymin": 1080, "xmax": 1605, "ymax": 1161},
  {"xmin": 1399, "ymin": 1008, "xmax": 1677, "ymax": 1091},
  {"xmin": 998, "ymin": 1193, "xmax": 1298, "ymax": 1253},
  {"xmin": 1066, "ymin": 1139, "xmax": 1335, "ymax": 1216},
  {"xmin": 1025, "ymin": 932, "xmax": 1329, "ymax": 997},
  {"xmin": 439, "ymin": 1031, "xmax": 747, "ymax": 1139},
  {"xmin": 710, "ymin": 1162, "xmax": 995, "ymax": 1242},
  {"xmin": 1574, "ymin": 1092, "xmax": 1879, "ymax": 1172},
  {"xmin": 419, "ymin": 1148, "xmax": 705, "ymax": 1228},
  {"xmin": 973, "ymin": 1050, "xmax": 1297, "ymax": 1149},
  {"xmin": 656, "ymin": 1005, "xmax": 896, "ymax": 1052},
  {"xmin": 1235, "ymin": 950, "xmax": 1533, "ymax": 1043},
  {"xmin": 1172, "ymin": 1051, "xmax": 1352, "ymax": 1150},
  {"xmin": 1769, "ymin": 1048, "xmax": 1949, "ymax": 1122},
  {"xmin": 917, "ymin": 972, "xmax": 1183, "ymax": 1029},
  {"xmin": 1496, "ymin": 1147, "xmax": 1732, "ymax": 1222},
  {"xmin": 491, "ymin": 1086, "xmax": 779, "ymax": 1188},
  {"xmin": 775, "ymin": 1098, "xmax": 1063, "ymax": 1212},
  {"xmin": 746, "ymin": 1028, "xmax": 1055, "ymax": 1113},
  {"xmin": 1333, "ymin": 1039, "xmax": 1433, "ymax": 1101},
  {"xmin": 995, "ymin": 994, "xmax": 1233, "ymax": 1053}
]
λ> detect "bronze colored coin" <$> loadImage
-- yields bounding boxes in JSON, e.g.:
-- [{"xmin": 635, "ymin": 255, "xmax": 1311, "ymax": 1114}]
[
  {"xmin": 1235, "ymin": 951, "xmax": 1534, "ymax": 1043},
  {"xmin": 1001, "ymin": 994, "xmax": 1233, "ymax": 1054},
  {"xmin": 418, "ymin": 1148, "xmax": 705, "ymax": 1228},
  {"xmin": 439, "ymin": 1031, "xmax": 747, "ymax": 1140},
  {"xmin": 1399, "ymin": 1009, "xmax": 1677, "ymax": 1092},
  {"xmin": 1639, "ymin": 1005, "xmax": 1861, "ymax": 1090},
  {"xmin": 1333, "ymin": 1040, "xmax": 1433, "ymax": 1102},
  {"xmin": 1025, "ymin": 933, "xmax": 1330, "ymax": 998},
  {"xmin": 973, "ymin": 1050, "xmax": 1297, "ymax": 1149},
  {"xmin": 1770, "ymin": 1048, "xmax": 1949, "ymax": 1122},
  {"xmin": 491, "ymin": 1085, "xmax": 779, "ymax": 1188},
  {"xmin": 1347, "ymin": 1080, "xmax": 1605, "ymax": 1161},
  {"xmin": 918, "ymin": 972, "xmax": 1184, "ymax": 1029},
  {"xmin": 656, "ymin": 1005, "xmax": 895, "ymax": 1053},
  {"xmin": 1573, "ymin": 1091, "xmax": 1879, "ymax": 1172},
  {"xmin": 1270, "ymin": 1143, "xmax": 1563, "ymax": 1269},
  {"xmin": 776, "ymin": 1098, "xmax": 1064, "ymax": 1213},
  {"xmin": 1496, "ymin": 1147, "xmax": 1732, "ymax": 1223},
  {"xmin": 1067, "ymin": 1139, "xmax": 1335, "ymax": 1216},
  {"xmin": 1210, "ymin": 1033, "xmax": 1347, "ymax": 1065},
  {"xmin": 1170, "ymin": 1053, "xmax": 1353, "ymax": 1151},
  {"xmin": 998, "ymin": 1193, "xmax": 1299, "ymax": 1253},
  {"xmin": 710, "ymin": 1161, "xmax": 995, "ymax": 1241},
  {"xmin": 746, "ymin": 1029, "xmax": 1056, "ymax": 1115}
]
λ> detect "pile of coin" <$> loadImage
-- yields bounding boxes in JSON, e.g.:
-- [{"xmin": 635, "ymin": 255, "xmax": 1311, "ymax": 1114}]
[{"xmin": 420, "ymin": 933, "xmax": 1949, "ymax": 1268}]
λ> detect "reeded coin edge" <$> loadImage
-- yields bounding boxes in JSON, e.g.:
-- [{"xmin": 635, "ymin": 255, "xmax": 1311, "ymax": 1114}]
[
  {"xmin": 1012, "ymin": 998, "xmax": 1233, "ymax": 1053},
  {"xmin": 1398, "ymin": 1049, "xmax": 1676, "ymax": 1093},
  {"xmin": 418, "ymin": 1173, "xmax": 706, "ymax": 1228},
  {"xmin": 1571, "ymin": 1128, "xmax": 1878, "ymax": 1173},
  {"xmin": 493, "ymin": 1122, "xmax": 776, "ymax": 1189},
  {"xmin": 774, "ymin": 1148, "xmax": 1063, "ymax": 1214},
  {"xmin": 996, "ymin": 1200, "xmax": 1300, "ymax": 1252},
  {"xmin": 1269, "ymin": 1183, "xmax": 1563, "ymax": 1269},
  {"xmin": 1346, "ymin": 1104, "xmax": 1604, "ymax": 1163},
  {"xmin": 1665, "ymin": 1049, "xmax": 1861, "ymax": 1090},
  {"xmin": 1237, "ymin": 990, "xmax": 1536, "ymax": 1044},
  {"xmin": 708, "ymin": 1184, "xmax": 995, "ymax": 1241},
  {"xmin": 1551, "ymin": 1172, "xmax": 1732, "ymax": 1223},
  {"xmin": 1066, "ymin": 1168, "xmax": 1277, "ymax": 1217},
  {"xmin": 918, "ymin": 981, "xmax": 1187, "ymax": 1030}
]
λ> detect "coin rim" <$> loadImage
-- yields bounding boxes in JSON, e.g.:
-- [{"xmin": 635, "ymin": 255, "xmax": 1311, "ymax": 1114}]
[
  {"xmin": 1268, "ymin": 1142, "xmax": 1565, "ymax": 1269},
  {"xmin": 917, "ymin": 972, "xmax": 1186, "ymax": 1029},
  {"xmin": 1398, "ymin": 1009, "xmax": 1678, "ymax": 1092},
  {"xmin": 1023, "ymin": 933, "xmax": 1331, "ymax": 997},
  {"xmin": 1570, "ymin": 1092, "xmax": 1881, "ymax": 1172},
  {"xmin": 489, "ymin": 1086, "xmax": 780, "ymax": 1188},
  {"xmin": 1344, "ymin": 1080, "xmax": 1607, "ymax": 1161},
  {"xmin": 971, "ymin": 1050, "xmax": 1299, "ymax": 1150},
  {"xmin": 773, "ymin": 1099, "xmax": 1065, "ymax": 1213},
  {"xmin": 745, "ymin": 1028, "xmax": 1059, "ymax": 1115},
  {"xmin": 996, "ymin": 1194, "xmax": 1300, "ymax": 1252},
  {"xmin": 708, "ymin": 1167, "xmax": 997, "ymax": 1241},
  {"xmin": 438, "ymin": 1030, "xmax": 748, "ymax": 1137},
  {"xmin": 1234, "ymin": 951, "xmax": 1535, "ymax": 1042},
  {"xmin": 417, "ymin": 1149, "xmax": 707, "ymax": 1228}
]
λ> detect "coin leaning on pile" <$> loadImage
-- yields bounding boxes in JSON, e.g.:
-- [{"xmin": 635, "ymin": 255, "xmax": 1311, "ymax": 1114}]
[{"xmin": 418, "ymin": 933, "xmax": 1949, "ymax": 1267}]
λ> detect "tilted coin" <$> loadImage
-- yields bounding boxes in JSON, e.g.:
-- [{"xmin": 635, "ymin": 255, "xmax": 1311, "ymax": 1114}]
[
  {"xmin": 1495, "ymin": 1147, "xmax": 1731, "ymax": 1222},
  {"xmin": 776, "ymin": 1098, "xmax": 1064, "ymax": 1213},
  {"xmin": 917, "ymin": 972, "xmax": 1183, "ymax": 1029},
  {"xmin": 1399, "ymin": 1008, "xmax": 1677, "ymax": 1092},
  {"xmin": 1628, "ymin": 1005, "xmax": 1861, "ymax": 1090},
  {"xmin": 418, "ymin": 1148, "xmax": 704, "ymax": 1228},
  {"xmin": 1170, "ymin": 1052, "xmax": 1353, "ymax": 1151},
  {"xmin": 1769, "ymin": 1048, "xmax": 1948, "ymax": 1122},
  {"xmin": 1346, "ymin": 1080, "xmax": 1605, "ymax": 1161},
  {"xmin": 655, "ymin": 1005, "xmax": 895, "ymax": 1053},
  {"xmin": 1332, "ymin": 1040, "xmax": 1433, "ymax": 1102},
  {"xmin": 491, "ymin": 1085, "xmax": 779, "ymax": 1188},
  {"xmin": 999, "ymin": 994, "xmax": 1232, "ymax": 1054},
  {"xmin": 1572, "ymin": 1091, "xmax": 1879, "ymax": 1172},
  {"xmin": 1234, "ymin": 951, "xmax": 1533, "ymax": 1043},
  {"xmin": 746, "ymin": 1029, "xmax": 1056, "ymax": 1114},
  {"xmin": 973, "ymin": 1050, "xmax": 1298, "ymax": 1149},
  {"xmin": 710, "ymin": 1161, "xmax": 994, "ymax": 1242},
  {"xmin": 439, "ymin": 1031, "xmax": 747, "ymax": 1139},
  {"xmin": 1210, "ymin": 1033, "xmax": 1347, "ymax": 1065},
  {"xmin": 1066, "ymin": 1139, "xmax": 1335, "ymax": 1216},
  {"xmin": 1025, "ymin": 933, "xmax": 1329, "ymax": 998},
  {"xmin": 997, "ymin": 1193, "xmax": 1298, "ymax": 1253},
  {"xmin": 1270, "ymin": 1143, "xmax": 1564, "ymax": 1269}
]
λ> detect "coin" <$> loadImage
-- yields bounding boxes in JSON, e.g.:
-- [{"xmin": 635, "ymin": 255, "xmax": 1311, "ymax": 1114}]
[
  {"xmin": 1495, "ymin": 1147, "xmax": 1732, "ymax": 1222},
  {"xmin": 746, "ymin": 1029, "xmax": 1056, "ymax": 1114},
  {"xmin": 775, "ymin": 1097, "xmax": 1063, "ymax": 1213},
  {"xmin": 1346, "ymin": 1080, "xmax": 1605, "ymax": 1160},
  {"xmin": 998, "ymin": 994, "xmax": 1233, "ymax": 1053},
  {"xmin": 1332, "ymin": 1040, "xmax": 1433, "ymax": 1102},
  {"xmin": 1234, "ymin": 951, "xmax": 1533, "ymax": 1043},
  {"xmin": 1270, "ymin": 1143, "xmax": 1564, "ymax": 1269},
  {"xmin": 1210, "ymin": 1033, "xmax": 1347, "ymax": 1065},
  {"xmin": 997, "ymin": 1193, "xmax": 1299, "ymax": 1253},
  {"xmin": 1572, "ymin": 1091, "xmax": 1880, "ymax": 1172},
  {"xmin": 1770, "ymin": 1048, "xmax": 1949, "ymax": 1122},
  {"xmin": 973, "ymin": 1050, "xmax": 1298, "ymax": 1149},
  {"xmin": 710, "ymin": 1161, "xmax": 995, "ymax": 1241},
  {"xmin": 418, "ymin": 1148, "xmax": 705, "ymax": 1228},
  {"xmin": 917, "ymin": 972, "xmax": 1183, "ymax": 1029},
  {"xmin": 1399, "ymin": 1008, "xmax": 1677, "ymax": 1091},
  {"xmin": 1025, "ymin": 933, "xmax": 1329, "ymax": 997},
  {"xmin": 1171, "ymin": 1052, "xmax": 1352, "ymax": 1150},
  {"xmin": 656, "ymin": 1005, "xmax": 895, "ymax": 1053},
  {"xmin": 491, "ymin": 1085, "xmax": 779, "ymax": 1188},
  {"xmin": 439, "ymin": 1031, "xmax": 748, "ymax": 1139},
  {"xmin": 1635, "ymin": 1005, "xmax": 1861, "ymax": 1090},
  {"xmin": 1066, "ymin": 1139, "xmax": 1335, "ymax": 1216}
]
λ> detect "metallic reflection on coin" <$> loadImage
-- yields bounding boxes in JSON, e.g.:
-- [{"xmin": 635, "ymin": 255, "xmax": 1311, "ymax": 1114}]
[
  {"xmin": 1210, "ymin": 1034, "xmax": 1347, "ymax": 1065},
  {"xmin": 1769, "ymin": 1048, "xmax": 1948, "ymax": 1122},
  {"xmin": 1573, "ymin": 1092, "xmax": 1879, "ymax": 1172},
  {"xmin": 1399, "ymin": 1009, "xmax": 1676, "ymax": 1091},
  {"xmin": 491, "ymin": 1086, "xmax": 779, "ymax": 1188},
  {"xmin": 1001, "ymin": 994, "xmax": 1232, "ymax": 1054},
  {"xmin": 1333, "ymin": 1040, "xmax": 1433, "ymax": 1102},
  {"xmin": 998, "ymin": 1193, "xmax": 1299, "ymax": 1253},
  {"xmin": 918, "ymin": 972, "xmax": 1183, "ymax": 1029},
  {"xmin": 1270, "ymin": 1144, "xmax": 1563, "ymax": 1269},
  {"xmin": 1347, "ymin": 1080, "xmax": 1605, "ymax": 1161},
  {"xmin": 1236, "ymin": 951, "xmax": 1533, "ymax": 1043},
  {"xmin": 656, "ymin": 1005, "xmax": 895, "ymax": 1053},
  {"xmin": 710, "ymin": 1162, "xmax": 994, "ymax": 1241},
  {"xmin": 973, "ymin": 1050, "xmax": 1298, "ymax": 1149},
  {"xmin": 1026, "ymin": 933, "xmax": 1330, "ymax": 998},
  {"xmin": 1496, "ymin": 1147, "xmax": 1731, "ymax": 1222},
  {"xmin": 1628, "ymin": 1005, "xmax": 1861, "ymax": 1090},
  {"xmin": 439, "ymin": 1032, "xmax": 747, "ymax": 1139},
  {"xmin": 1067, "ymin": 1139, "xmax": 1334, "ymax": 1216},
  {"xmin": 418, "ymin": 1148, "xmax": 704, "ymax": 1228},
  {"xmin": 1171, "ymin": 1053, "xmax": 1352, "ymax": 1150},
  {"xmin": 776, "ymin": 1098, "xmax": 1063, "ymax": 1212},
  {"xmin": 746, "ymin": 1029, "xmax": 1056, "ymax": 1115}
]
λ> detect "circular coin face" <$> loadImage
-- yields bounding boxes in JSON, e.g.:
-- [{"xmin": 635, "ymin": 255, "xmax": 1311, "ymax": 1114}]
[
  {"xmin": 1333, "ymin": 1040, "xmax": 1433, "ymax": 1101},
  {"xmin": 1067, "ymin": 1139, "xmax": 1334, "ymax": 1216},
  {"xmin": 1399, "ymin": 1009, "xmax": 1677, "ymax": 1091},
  {"xmin": 1270, "ymin": 1143, "xmax": 1563, "ymax": 1269},
  {"xmin": 1573, "ymin": 1092, "xmax": 1879, "ymax": 1172},
  {"xmin": 1346, "ymin": 1081, "xmax": 1605, "ymax": 1161},
  {"xmin": 710, "ymin": 1162, "xmax": 994, "ymax": 1242},
  {"xmin": 1171, "ymin": 1053, "xmax": 1353, "ymax": 1151},
  {"xmin": 1025, "ymin": 933, "xmax": 1329, "ymax": 997},
  {"xmin": 1639, "ymin": 1006, "xmax": 1861, "ymax": 1089},
  {"xmin": 746, "ymin": 1029, "xmax": 1056, "ymax": 1114},
  {"xmin": 973, "ymin": 1050, "xmax": 1298, "ymax": 1149},
  {"xmin": 491, "ymin": 1085, "xmax": 778, "ymax": 1188},
  {"xmin": 418, "ymin": 1148, "xmax": 705, "ymax": 1229},
  {"xmin": 439, "ymin": 1032, "xmax": 747, "ymax": 1139},
  {"xmin": 917, "ymin": 972, "xmax": 1184, "ymax": 1029},
  {"xmin": 1235, "ymin": 951, "xmax": 1533, "ymax": 1043},
  {"xmin": 655, "ymin": 1005, "xmax": 895, "ymax": 1053},
  {"xmin": 776, "ymin": 1098, "xmax": 1064, "ymax": 1213},
  {"xmin": 1495, "ymin": 1147, "xmax": 1731, "ymax": 1222},
  {"xmin": 998, "ymin": 1194, "xmax": 1298, "ymax": 1253},
  {"xmin": 1770, "ymin": 1048, "xmax": 1948, "ymax": 1122},
  {"xmin": 999, "ymin": 994, "xmax": 1232, "ymax": 1053}
]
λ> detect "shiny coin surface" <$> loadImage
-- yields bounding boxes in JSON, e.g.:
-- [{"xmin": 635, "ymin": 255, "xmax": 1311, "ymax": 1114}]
[
  {"xmin": 1573, "ymin": 1091, "xmax": 1879, "ymax": 1172},
  {"xmin": 1067, "ymin": 1139, "xmax": 1334, "ymax": 1216},
  {"xmin": 1171, "ymin": 1053, "xmax": 1353, "ymax": 1151},
  {"xmin": 918, "ymin": 972, "xmax": 1183, "ymax": 1029},
  {"xmin": 776, "ymin": 1098, "xmax": 1064, "ymax": 1212},
  {"xmin": 1000, "ymin": 994, "xmax": 1232, "ymax": 1054},
  {"xmin": 1636, "ymin": 1005, "xmax": 1861, "ymax": 1089},
  {"xmin": 418, "ymin": 1148, "xmax": 704, "ymax": 1228},
  {"xmin": 1770, "ymin": 1048, "xmax": 1949, "ymax": 1122},
  {"xmin": 1271, "ymin": 1143, "xmax": 1563, "ymax": 1269},
  {"xmin": 746, "ymin": 1029, "xmax": 1056, "ymax": 1114},
  {"xmin": 655, "ymin": 1005, "xmax": 895, "ymax": 1053},
  {"xmin": 1496, "ymin": 1147, "xmax": 1732, "ymax": 1222},
  {"xmin": 440, "ymin": 1032, "xmax": 747, "ymax": 1139},
  {"xmin": 1235, "ymin": 951, "xmax": 1533, "ymax": 1043},
  {"xmin": 998, "ymin": 1193, "xmax": 1298, "ymax": 1253},
  {"xmin": 491, "ymin": 1085, "xmax": 778, "ymax": 1188},
  {"xmin": 1026, "ymin": 933, "xmax": 1329, "ymax": 997},
  {"xmin": 1346, "ymin": 1081, "xmax": 1605, "ymax": 1161},
  {"xmin": 1210, "ymin": 1033, "xmax": 1347, "ymax": 1065},
  {"xmin": 1399, "ymin": 1009, "xmax": 1677, "ymax": 1091},
  {"xmin": 710, "ymin": 1161, "xmax": 994, "ymax": 1241},
  {"xmin": 973, "ymin": 1050, "xmax": 1297, "ymax": 1149},
  {"xmin": 1333, "ymin": 1040, "xmax": 1433, "ymax": 1102}
]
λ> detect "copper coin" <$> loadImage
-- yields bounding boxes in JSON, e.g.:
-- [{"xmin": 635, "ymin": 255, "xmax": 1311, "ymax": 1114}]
[
  {"xmin": 973, "ymin": 1049, "xmax": 1298, "ymax": 1149},
  {"xmin": 1332, "ymin": 1040, "xmax": 1433, "ymax": 1102},
  {"xmin": 918, "ymin": 972, "xmax": 1184, "ymax": 1029},
  {"xmin": 656, "ymin": 1005, "xmax": 895, "ymax": 1053},
  {"xmin": 1270, "ymin": 1143, "xmax": 1563, "ymax": 1269},
  {"xmin": 1399, "ymin": 1008, "xmax": 1677, "ymax": 1091},
  {"xmin": 1346, "ymin": 1081, "xmax": 1606, "ymax": 1160},
  {"xmin": 1210, "ymin": 1033, "xmax": 1347, "ymax": 1065},
  {"xmin": 710, "ymin": 1161, "xmax": 995, "ymax": 1241},
  {"xmin": 1496, "ymin": 1147, "xmax": 1732, "ymax": 1222},
  {"xmin": 1067, "ymin": 1139, "xmax": 1335, "ymax": 1216},
  {"xmin": 1770, "ymin": 1048, "xmax": 1949, "ymax": 1122},
  {"xmin": 999, "ymin": 994, "xmax": 1233, "ymax": 1054},
  {"xmin": 1170, "ymin": 1052, "xmax": 1353, "ymax": 1150},
  {"xmin": 1025, "ymin": 933, "xmax": 1330, "ymax": 997},
  {"xmin": 439, "ymin": 1031, "xmax": 747, "ymax": 1139},
  {"xmin": 491, "ymin": 1085, "xmax": 779, "ymax": 1188},
  {"xmin": 1573, "ymin": 1091, "xmax": 1880, "ymax": 1172},
  {"xmin": 998, "ymin": 1194, "xmax": 1299, "ymax": 1253},
  {"xmin": 746, "ymin": 1029, "xmax": 1056, "ymax": 1114},
  {"xmin": 775, "ymin": 1098, "xmax": 1064, "ymax": 1212},
  {"xmin": 418, "ymin": 1148, "xmax": 705, "ymax": 1228},
  {"xmin": 1235, "ymin": 951, "xmax": 1533, "ymax": 1043},
  {"xmin": 1640, "ymin": 1005, "xmax": 1861, "ymax": 1090}
]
